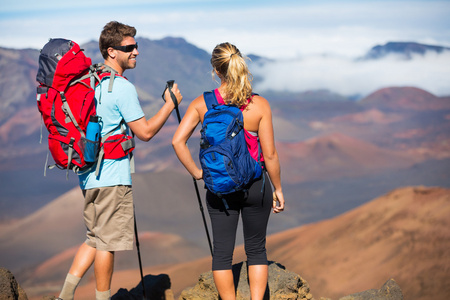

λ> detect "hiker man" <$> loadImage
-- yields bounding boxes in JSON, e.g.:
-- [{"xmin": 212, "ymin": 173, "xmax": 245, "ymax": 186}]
[
  {"xmin": 58, "ymin": 21, "xmax": 182, "ymax": 300},
  {"xmin": 172, "ymin": 42, "xmax": 285, "ymax": 300}
]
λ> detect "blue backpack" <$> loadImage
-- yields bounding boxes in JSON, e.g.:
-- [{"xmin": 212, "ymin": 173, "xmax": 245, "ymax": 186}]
[{"xmin": 199, "ymin": 91, "xmax": 263, "ymax": 208}]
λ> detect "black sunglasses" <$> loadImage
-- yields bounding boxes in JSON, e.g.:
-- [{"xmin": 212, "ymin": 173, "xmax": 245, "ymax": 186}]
[{"xmin": 111, "ymin": 43, "xmax": 138, "ymax": 52}]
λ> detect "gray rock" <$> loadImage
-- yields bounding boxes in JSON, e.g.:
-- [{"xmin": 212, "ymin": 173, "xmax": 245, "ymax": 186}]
[
  {"xmin": 0, "ymin": 267, "xmax": 28, "ymax": 300},
  {"xmin": 0, "ymin": 265, "xmax": 404, "ymax": 300},
  {"xmin": 339, "ymin": 279, "xmax": 403, "ymax": 300},
  {"xmin": 180, "ymin": 261, "xmax": 312, "ymax": 300}
]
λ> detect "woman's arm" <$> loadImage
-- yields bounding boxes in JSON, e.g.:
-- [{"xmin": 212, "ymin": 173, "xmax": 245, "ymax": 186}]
[
  {"xmin": 257, "ymin": 97, "xmax": 285, "ymax": 213},
  {"xmin": 172, "ymin": 96, "xmax": 204, "ymax": 180}
]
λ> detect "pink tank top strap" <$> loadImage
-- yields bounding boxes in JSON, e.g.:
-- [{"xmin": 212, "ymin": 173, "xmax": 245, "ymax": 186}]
[{"xmin": 214, "ymin": 88, "xmax": 252, "ymax": 109}]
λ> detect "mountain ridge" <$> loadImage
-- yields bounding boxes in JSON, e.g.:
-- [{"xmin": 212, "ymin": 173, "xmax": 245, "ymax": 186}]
[
  {"xmin": 362, "ymin": 41, "xmax": 450, "ymax": 60},
  {"xmin": 360, "ymin": 86, "xmax": 450, "ymax": 111},
  {"xmin": 2, "ymin": 39, "xmax": 449, "ymax": 125}
]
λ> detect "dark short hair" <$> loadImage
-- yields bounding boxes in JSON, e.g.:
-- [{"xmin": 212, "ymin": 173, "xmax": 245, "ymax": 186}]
[{"xmin": 99, "ymin": 21, "xmax": 137, "ymax": 59}]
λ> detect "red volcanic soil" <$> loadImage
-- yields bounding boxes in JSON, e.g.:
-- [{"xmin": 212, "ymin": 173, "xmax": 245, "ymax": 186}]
[
  {"xmin": 360, "ymin": 86, "xmax": 450, "ymax": 111},
  {"xmin": 330, "ymin": 108, "xmax": 404, "ymax": 124},
  {"xmin": 46, "ymin": 186, "xmax": 450, "ymax": 300},
  {"xmin": 277, "ymin": 132, "xmax": 417, "ymax": 183},
  {"xmin": 266, "ymin": 186, "xmax": 450, "ymax": 300}
]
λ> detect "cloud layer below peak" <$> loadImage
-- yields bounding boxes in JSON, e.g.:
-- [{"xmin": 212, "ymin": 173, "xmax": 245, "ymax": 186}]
[{"xmin": 252, "ymin": 51, "xmax": 450, "ymax": 97}]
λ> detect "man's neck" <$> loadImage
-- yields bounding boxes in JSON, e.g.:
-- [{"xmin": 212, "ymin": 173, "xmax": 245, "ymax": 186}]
[{"xmin": 104, "ymin": 60, "xmax": 123, "ymax": 75}]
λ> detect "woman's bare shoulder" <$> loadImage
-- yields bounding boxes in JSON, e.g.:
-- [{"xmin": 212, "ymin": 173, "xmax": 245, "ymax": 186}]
[
  {"xmin": 187, "ymin": 94, "xmax": 206, "ymax": 110},
  {"xmin": 188, "ymin": 94, "xmax": 208, "ymax": 119},
  {"xmin": 250, "ymin": 94, "xmax": 271, "ymax": 111}
]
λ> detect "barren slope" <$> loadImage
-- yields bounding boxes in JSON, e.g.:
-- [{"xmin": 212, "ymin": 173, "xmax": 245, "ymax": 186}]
[
  {"xmin": 267, "ymin": 186, "xmax": 450, "ymax": 299},
  {"xmin": 45, "ymin": 186, "xmax": 450, "ymax": 300}
]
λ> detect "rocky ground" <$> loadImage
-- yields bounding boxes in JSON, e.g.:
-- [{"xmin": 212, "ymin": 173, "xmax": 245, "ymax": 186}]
[{"xmin": 1, "ymin": 263, "xmax": 403, "ymax": 300}]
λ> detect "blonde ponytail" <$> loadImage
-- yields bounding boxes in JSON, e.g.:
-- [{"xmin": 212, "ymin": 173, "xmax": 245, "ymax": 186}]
[{"xmin": 211, "ymin": 43, "xmax": 253, "ymax": 107}]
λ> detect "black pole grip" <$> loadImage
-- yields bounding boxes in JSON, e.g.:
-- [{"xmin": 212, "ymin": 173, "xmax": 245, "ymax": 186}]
[
  {"xmin": 163, "ymin": 80, "xmax": 181, "ymax": 122},
  {"xmin": 162, "ymin": 80, "xmax": 177, "ymax": 107}
]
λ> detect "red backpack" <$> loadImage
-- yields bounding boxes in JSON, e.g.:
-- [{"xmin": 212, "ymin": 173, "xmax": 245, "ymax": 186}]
[{"xmin": 36, "ymin": 38, "xmax": 135, "ymax": 177}]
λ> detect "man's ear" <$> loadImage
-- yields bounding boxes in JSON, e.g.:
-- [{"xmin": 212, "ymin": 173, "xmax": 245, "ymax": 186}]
[{"xmin": 107, "ymin": 47, "xmax": 116, "ymax": 59}]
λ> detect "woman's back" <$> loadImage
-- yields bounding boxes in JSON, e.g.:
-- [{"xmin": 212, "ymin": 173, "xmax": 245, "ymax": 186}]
[
  {"xmin": 195, "ymin": 91, "xmax": 269, "ymax": 134},
  {"xmin": 172, "ymin": 41, "xmax": 284, "ymax": 214}
]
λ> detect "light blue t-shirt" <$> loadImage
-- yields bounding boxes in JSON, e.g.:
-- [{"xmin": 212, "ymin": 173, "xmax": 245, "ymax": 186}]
[{"xmin": 78, "ymin": 76, "xmax": 145, "ymax": 190}]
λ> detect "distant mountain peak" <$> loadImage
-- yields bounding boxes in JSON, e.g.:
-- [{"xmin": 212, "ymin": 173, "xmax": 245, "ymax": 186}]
[
  {"xmin": 157, "ymin": 36, "xmax": 190, "ymax": 47},
  {"xmin": 361, "ymin": 41, "xmax": 450, "ymax": 60},
  {"xmin": 361, "ymin": 86, "xmax": 450, "ymax": 111}
]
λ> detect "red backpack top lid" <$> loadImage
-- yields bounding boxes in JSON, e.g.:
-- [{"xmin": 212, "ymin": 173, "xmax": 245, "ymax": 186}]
[{"xmin": 37, "ymin": 39, "xmax": 92, "ymax": 89}]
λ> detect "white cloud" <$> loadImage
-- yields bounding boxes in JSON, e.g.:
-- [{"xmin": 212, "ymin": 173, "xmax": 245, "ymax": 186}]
[
  {"xmin": 1, "ymin": 0, "xmax": 449, "ymax": 60},
  {"xmin": 252, "ymin": 51, "xmax": 450, "ymax": 97},
  {"xmin": 1, "ymin": 0, "xmax": 449, "ymax": 98}
]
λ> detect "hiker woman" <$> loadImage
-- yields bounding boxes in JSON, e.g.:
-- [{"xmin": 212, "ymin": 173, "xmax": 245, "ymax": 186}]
[{"xmin": 172, "ymin": 42, "xmax": 285, "ymax": 300}]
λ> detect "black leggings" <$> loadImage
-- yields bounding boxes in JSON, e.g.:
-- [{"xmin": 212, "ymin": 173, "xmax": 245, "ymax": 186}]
[{"xmin": 206, "ymin": 172, "xmax": 272, "ymax": 270}]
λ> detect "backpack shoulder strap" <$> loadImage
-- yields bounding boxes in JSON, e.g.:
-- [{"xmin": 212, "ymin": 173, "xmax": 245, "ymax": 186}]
[
  {"xmin": 97, "ymin": 64, "xmax": 116, "ymax": 92},
  {"xmin": 203, "ymin": 90, "xmax": 218, "ymax": 110},
  {"xmin": 94, "ymin": 64, "xmax": 126, "ymax": 104},
  {"xmin": 96, "ymin": 63, "xmax": 127, "ymax": 92}
]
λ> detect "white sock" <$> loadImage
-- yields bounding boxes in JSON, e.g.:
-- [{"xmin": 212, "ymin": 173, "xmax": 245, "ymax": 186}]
[
  {"xmin": 59, "ymin": 273, "xmax": 81, "ymax": 300},
  {"xmin": 96, "ymin": 289, "xmax": 111, "ymax": 300}
]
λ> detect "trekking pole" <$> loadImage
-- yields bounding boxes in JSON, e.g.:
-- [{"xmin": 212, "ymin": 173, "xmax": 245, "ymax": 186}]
[
  {"xmin": 165, "ymin": 80, "xmax": 182, "ymax": 122},
  {"xmin": 163, "ymin": 80, "xmax": 213, "ymax": 256},
  {"xmin": 134, "ymin": 208, "xmax": 147, "ymax": 299},
  {"xmin": 192, "ymin": 172, "xmax": 213, "ymax": 256}
]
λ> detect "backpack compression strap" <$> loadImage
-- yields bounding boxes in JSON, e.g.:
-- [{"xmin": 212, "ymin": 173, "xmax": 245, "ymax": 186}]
[{"xmin": 60, "ymin": 92, "xmax": 85, "ymax": 138}]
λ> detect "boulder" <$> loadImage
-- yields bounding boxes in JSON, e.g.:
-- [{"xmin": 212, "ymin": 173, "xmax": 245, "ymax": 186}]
[
  {"xmin": 0, "ymin": 267, "xmax": 28, "ymax": 300},
  {"xmin": 339, "ymin": 279, "xmax": 403, "ymax": 300},
  {"xmin": 180, "ymin": 261, "xmax": 312, "ymax": 300}
]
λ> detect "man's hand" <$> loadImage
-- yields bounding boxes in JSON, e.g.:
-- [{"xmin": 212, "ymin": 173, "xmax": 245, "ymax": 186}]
[{"xmin": 164, "ymin": 83, "xmax": 183, "ymax": 107}]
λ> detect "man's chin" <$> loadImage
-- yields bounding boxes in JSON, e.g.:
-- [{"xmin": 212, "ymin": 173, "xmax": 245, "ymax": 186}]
[{"xmin": 128, "ymin": 60, "xmax": 137, "ymax": 69}]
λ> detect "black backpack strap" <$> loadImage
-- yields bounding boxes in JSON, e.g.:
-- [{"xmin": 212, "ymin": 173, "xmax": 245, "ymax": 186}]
[{"xmin": 203, "ymin": 90, "xmax": 218, "ymax": 110}]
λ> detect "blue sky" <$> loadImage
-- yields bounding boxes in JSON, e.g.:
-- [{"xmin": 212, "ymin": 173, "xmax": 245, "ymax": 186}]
[
  {"xmin": 1, "ymin": 0, "xmax": 450, "ymax": 96},
  {"xmin": 1, "ymin": 0, "xmax": 449, "ymax": 58}
]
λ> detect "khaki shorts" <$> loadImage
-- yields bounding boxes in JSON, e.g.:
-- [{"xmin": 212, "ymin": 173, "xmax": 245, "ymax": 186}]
[{"xmin": 83, "ymin": 185, "xmax": 134, "ymax": 251}]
